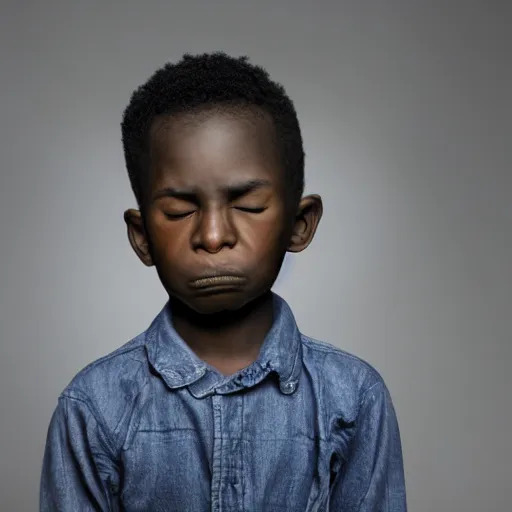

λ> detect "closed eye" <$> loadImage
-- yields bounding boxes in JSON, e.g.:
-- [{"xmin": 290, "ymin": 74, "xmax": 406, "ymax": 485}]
[
  {"xmin": 235, "ymin": 207, "xmax": 267, "ymax": 213},
  {"xmin": 164, "ymin": 211, "xmax": 195, "ymax": 220}
]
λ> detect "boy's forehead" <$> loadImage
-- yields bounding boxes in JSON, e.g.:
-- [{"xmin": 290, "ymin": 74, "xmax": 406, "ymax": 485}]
[
  {"xmin": 148, "ymin": 107, "xmax": 282, "ymax": 187},
  {"xmin": 150, "ymin": 106, "xmax": 275, "ymax": 152}
]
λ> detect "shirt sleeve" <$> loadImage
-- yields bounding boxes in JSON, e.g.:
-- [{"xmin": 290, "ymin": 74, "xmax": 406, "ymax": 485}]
[
  {"xmin": 329, "ymin": 381, "xmax": 407, "ymax": 512},
  {"xmin": 40, "ymin": 394, "xmax": 121, "ymax": 512}
]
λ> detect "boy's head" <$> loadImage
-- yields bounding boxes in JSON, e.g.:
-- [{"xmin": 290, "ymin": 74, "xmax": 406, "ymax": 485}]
[{"xmin": 121, "ymin": 52, "xmax": 322, "ymax": 315}]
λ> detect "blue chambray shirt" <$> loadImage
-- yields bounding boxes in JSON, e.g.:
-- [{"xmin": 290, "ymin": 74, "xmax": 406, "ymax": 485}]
[{"xmin": 40, "ymin": 294, "xmax": 407, "ymax": 511}]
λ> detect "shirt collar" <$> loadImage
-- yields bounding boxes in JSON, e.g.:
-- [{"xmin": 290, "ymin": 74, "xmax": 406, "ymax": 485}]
[{"xmin": 145, "ymin": 293, "xmax": 302, "ymax": 398}]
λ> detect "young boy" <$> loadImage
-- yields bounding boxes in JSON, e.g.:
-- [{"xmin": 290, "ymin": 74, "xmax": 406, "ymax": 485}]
[{"xmin": 40, "ymin": 53, "xmax": 407, "ymax": 511}]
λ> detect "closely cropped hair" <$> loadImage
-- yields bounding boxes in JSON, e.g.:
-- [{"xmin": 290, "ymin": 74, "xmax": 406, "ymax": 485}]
[{"xmin": 121, "ymin": 52, "xmax": 305, "ymax": 210}]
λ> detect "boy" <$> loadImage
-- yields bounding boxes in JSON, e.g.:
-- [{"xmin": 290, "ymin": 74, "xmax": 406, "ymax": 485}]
[{"xmin": 40, "ymin": 52, "xmax": 407, "ymax": 511}]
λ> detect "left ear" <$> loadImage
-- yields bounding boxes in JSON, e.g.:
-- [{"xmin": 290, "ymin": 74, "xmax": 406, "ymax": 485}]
[{"xmin": 288, "ymin": 194, "xmax": 323, "ymax": 253}]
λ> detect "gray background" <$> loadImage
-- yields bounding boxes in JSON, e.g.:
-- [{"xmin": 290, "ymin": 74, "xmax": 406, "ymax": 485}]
[{"xmin": 1, "ymin": 1, "xmax": 510, "ymax": 510}]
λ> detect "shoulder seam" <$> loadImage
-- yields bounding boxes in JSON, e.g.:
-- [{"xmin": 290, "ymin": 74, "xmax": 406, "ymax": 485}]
[
  {"xmin": 301, "ymin": 334, "xmax": 351, "ymax": 356},
  {"xmin": 75, "ymin": 342, "xmax": 146, "ymax": 376},
  {"xmin": 301, "ymin": 335, "xmax": 383, "ymax": 381}
]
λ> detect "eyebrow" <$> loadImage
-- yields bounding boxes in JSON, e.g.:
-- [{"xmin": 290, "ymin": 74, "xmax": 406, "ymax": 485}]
[{"xmin": 152, "ymin": 179, "xmax": 273, "ymax": 203}]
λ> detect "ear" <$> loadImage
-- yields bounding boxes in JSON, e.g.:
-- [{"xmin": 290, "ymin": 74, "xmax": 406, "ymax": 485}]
[
  {"xmin": 288, "ymin": 194, "xmax": 323, "ymax": 253},
  {"xmin": 124, "ymin": 209, "xmax": 154, "ymax": 267}
]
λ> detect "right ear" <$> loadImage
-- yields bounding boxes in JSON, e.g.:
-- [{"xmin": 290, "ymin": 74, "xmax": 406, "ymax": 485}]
[{"xmin": 124, "ymin": 209, "xmax": 154, "ymax": 267}]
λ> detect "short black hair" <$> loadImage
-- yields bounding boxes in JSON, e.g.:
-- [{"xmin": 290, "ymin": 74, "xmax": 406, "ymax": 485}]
[{"xmin": 121, "ymin": 52, "xmax": 305, "ymax": 211}]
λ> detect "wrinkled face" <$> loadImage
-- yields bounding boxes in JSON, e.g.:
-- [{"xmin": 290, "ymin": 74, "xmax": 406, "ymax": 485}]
[{"xmin": 133, "ymin": 108, "xmax": 295, "ymax": 314}]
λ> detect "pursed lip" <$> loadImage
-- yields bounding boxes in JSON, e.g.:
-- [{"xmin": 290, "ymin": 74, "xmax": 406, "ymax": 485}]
[{"xmin": 189, "ymin": 272, "xmax": 247, "ymax": 289}]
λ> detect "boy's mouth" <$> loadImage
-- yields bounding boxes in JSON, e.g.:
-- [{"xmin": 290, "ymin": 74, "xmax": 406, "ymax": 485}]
[{"xmin": 189, "ymin": 275, "xmax": 247, "ymax": 289}]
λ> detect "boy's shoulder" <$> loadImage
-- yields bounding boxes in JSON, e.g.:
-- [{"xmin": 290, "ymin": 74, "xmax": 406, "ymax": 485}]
[
  {"xmin": 301, "ymin": 334, "xmax": 384, "ymax": 384},
  {"xmin": 300, "ymin": 334, "xmax": 390, "ymax": 420},
  {"xmin": 58, "ymin": 333, "xmax": 151, "ymax": 432},
  {"xmin": 64, "ymin": 333, "xmax": 149, "ymax": 393}
]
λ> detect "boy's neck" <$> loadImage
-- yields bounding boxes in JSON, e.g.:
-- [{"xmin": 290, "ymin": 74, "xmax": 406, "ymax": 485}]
[{"xmin": 170, "ymin": 291, "xmax": 275, "ymax": 376}]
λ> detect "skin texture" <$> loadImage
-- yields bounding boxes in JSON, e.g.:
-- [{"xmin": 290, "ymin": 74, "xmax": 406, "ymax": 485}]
[{"xmin": 124, "ymin": 107, "xmax": 322, "ymax": 374}]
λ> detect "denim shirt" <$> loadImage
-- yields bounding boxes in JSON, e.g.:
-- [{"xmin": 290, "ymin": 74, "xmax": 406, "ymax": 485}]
[{"xmin": 40, "ymin": 294, "xmax": 407, "ymax": 511}]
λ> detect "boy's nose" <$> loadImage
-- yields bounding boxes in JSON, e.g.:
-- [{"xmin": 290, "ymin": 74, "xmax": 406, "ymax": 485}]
[{"xmin": 192, "ymin": 209, "xmax": 237, "ymax": 253}]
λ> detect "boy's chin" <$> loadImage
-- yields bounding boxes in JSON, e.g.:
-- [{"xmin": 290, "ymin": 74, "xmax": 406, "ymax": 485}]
[
  {"xmin": 171, "ymin": 287, "xmax": 275, "ymax": 319},
  {"xmin": 179, "ymin": 292, "xmax": 254, "ymax": 316}
]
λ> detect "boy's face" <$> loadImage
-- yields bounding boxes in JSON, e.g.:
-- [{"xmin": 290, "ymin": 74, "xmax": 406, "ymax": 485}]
[{"xmin": 125, "ymin": 107, "xmax": 322, "ymax": 315}]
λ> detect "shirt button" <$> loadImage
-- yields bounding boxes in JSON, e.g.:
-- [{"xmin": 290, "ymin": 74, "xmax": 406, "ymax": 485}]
[{"xmin": 283, "ymin": 380, "xmax": 297, "ymax": 393}]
